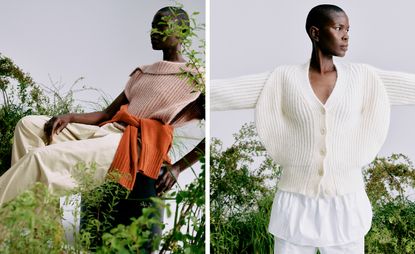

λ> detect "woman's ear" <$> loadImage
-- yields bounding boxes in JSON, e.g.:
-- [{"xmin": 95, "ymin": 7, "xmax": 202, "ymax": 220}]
[{"xmin": 310, "ymin": 26, "xmax": 319, "ymax": 42}]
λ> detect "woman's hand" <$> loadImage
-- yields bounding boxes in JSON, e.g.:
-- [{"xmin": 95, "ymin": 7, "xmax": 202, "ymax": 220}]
[
  {"xmin": 41, "ymin": 92, "xmax": 129, "ymax": 145},
  {"xmin": 156, "ymin": 164, "xmax": 181, "ymax": 196},
  {"xmin": 43, "ymin": 114, "xmax": 72, "ymax": 144},
  {"xmin": 155, "ymin": 139, "xmax": 205, "ymax": 196}
]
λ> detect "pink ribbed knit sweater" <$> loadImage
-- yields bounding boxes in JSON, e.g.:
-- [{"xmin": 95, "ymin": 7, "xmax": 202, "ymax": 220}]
[{"xmin": 124, "ymin": 60, "xmax": 202, "ymax": 126}]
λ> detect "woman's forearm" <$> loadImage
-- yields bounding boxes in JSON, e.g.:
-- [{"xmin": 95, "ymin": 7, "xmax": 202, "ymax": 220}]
[
  {"xmin": 174, "ymin": 139, "xmax": 205, "ymax": 172},
  {"xmin": 68, "ymin": 91, "xmax": 129, "ymax": 125},
  {"xmin": 68, "ymin": 111, "xmax": 110, "ymax": 126}
]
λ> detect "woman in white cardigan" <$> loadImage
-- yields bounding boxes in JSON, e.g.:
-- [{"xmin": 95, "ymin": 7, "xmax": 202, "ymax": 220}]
[{"xmin": 211, "ymin": 4, "xmax": 415, "ymax": 254}]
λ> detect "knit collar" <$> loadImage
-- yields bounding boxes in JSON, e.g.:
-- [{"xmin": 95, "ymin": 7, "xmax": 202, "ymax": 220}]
[
  {"xmin": 301, "ymin": 58, "xmax": 345, "ymax": 110},
  {"xmin": 140, "ymin": 60, "xmax": 191, "ymax": 75}
]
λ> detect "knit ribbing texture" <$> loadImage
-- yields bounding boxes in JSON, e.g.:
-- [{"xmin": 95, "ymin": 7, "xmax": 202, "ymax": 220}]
[
  {"xmin": 211, "ymin": 59, "xmax": 415, "ymax": 198},
  {"xmin": 125, "ymin": 60, "xmax": 200, "ymax": 127}
]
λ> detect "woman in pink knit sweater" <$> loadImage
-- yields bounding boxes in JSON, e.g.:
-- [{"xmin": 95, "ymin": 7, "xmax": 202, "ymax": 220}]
[{"xmin": 0, "ymin": 6, "xmax": 204, "ymax": 252}]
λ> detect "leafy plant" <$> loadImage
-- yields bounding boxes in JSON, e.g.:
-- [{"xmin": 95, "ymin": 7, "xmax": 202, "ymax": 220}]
[
  {"xmin": 0, "ymin": 53, "xmax": 104, "ymax": 176},
  {"xmin": 0, "ymin": 53, "xmax": 35, "ymax": 175},
  {"xmin": 151, "ymin": 4, "xmax": 205, "ymax": 95},
  {"xmin": 152, "ymin": 5, "xmax": 206, "ymax": 253},
  {"xmin": 365, "ymin": 200, "xmax": 415, "ymax": 254},
  {"xmin": 98, "ymin": 198, "xmax": 166, "ymax": 253},
  {"xmin": 364, "ymin": 154, "xmax": 415, "ymax": 253},
  {"xmin": 0, "ymin": 183, "xmax": 65, "ymax": 253},
  {"xmin": 364, "ymin": 153, "xmax": 415, "ymax": 206},
  {"xmin": 210, "ymin": 122, "xmax": 280, "ymax": 253},
  {"xmin": 159, "ymin": 158, "xmax": 205, "ymax": 254},
  {"xmin": 0, "ymin": 157, "xmax": 205, "ymax": 253}
]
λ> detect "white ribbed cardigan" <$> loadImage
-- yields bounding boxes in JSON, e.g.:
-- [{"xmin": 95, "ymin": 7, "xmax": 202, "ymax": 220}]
[{"xmin": 211, "ymin": 60, "xmax": 415, "ymax": 198}]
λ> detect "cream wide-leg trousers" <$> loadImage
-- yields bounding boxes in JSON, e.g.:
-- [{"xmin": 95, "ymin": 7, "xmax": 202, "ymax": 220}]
[{"xmin": 0, "ymin": 115, "xmax": 124, "ymax": 205}]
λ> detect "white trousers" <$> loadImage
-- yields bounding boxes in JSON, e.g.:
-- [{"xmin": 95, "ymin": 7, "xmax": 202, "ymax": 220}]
[
  {"xmin": 274, "ymin": 237, "xmax": 364, "ymax": 254},
  {"xmin": 0, "ymin": 115, "xmax": 124, "ymax": 205}
]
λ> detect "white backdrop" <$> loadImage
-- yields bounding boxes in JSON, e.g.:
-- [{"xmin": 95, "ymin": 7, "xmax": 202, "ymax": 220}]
[{"xmin": 211, "ymin": 0, "xmax": 415, "ymax": 162}]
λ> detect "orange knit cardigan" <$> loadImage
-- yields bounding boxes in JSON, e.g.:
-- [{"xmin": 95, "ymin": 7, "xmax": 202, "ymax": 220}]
[{"xmin": 100, "ymin": 105, "xmax": 173, "ymax": 190}]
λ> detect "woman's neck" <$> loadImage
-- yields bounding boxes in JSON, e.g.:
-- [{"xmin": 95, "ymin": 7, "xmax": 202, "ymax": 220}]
[
  {"xmin": 310, "ymin": 49, "xmax": 335, "ymax": 74},
  {"xmin": 162, "ymin": 44, "xmax": 186, "ymax": 63}
]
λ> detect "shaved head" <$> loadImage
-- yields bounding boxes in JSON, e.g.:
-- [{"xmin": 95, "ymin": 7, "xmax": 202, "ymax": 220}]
[
  {"xmin": 306, "ymin": 4, "xmax": 345, "ymax": 37},
  {"xmin": 156, "ymin": 6, "xmax": 190, "ymax": 28}
]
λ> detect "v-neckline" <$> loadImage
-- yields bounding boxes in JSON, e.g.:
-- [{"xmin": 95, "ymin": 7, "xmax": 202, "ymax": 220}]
[{"xmin": 303, "ymin": 59, "xmax": 341, "ymax": 109}]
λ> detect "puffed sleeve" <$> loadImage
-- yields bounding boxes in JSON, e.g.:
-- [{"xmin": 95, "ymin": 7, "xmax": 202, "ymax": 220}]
[
  {"xmin": 374, "ymin": 67, "xmax": 415, "ymax": 105},
  {"xmin": 211, "ymin": 72, "xmax": 271, "ymax": 111}
]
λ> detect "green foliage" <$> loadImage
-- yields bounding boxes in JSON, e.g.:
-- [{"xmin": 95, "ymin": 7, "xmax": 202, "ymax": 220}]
[
  {"xmin": 0, "ymin": 159, "xmax": 205, "ymax": 253},
  {"xmin": 364, "ymin": 154, "xmax": 415, "ymax": 253},
  {"xmin": 80, "ymin": 182, "xmax": 131, "ymax": 250},
  {"xmin": 0, "ymin": 53, "xmax": 35, "ymax": 175},
  {"xmin": 0, "ymin": 103, "xmax": 27, "ymax": 174},
  {"xmin": 365, "ymin": 200, "xmax": 415, "ymax": 253},
  {"xmin": 160, "ymin": 158, "xmax": 205, "ymax": 254},
  {"xmin": 98, "ymin": 198, "xmax": 165, "ymax": 253},
  {"xmin": 0, "ymin": 183, "xmax": 66, "ymax": 253},
  {"xmin": 70, "ymin": 162, "xmax": 163, "ymax": 253},
  {"xmin": 364, "ymin": 153, "xmax": 415, "ymax": 206},
  {"xmin": 152, "ymin": 5, "xmax": 206, "ymax": 253},
  {"xmin": 150, "ymin": 4, "xmax": 206, "ymax": 253},
  {"xmin": 210, "ymin": 122, "xmax": 280, "ymax": 253},
  {"xmin": 0, "ymin": 53, "xmax": 93, "ymax": 176},
  {"xmin": 0, "ymin": 53, "xmax": 34, "ymax": 107},
  {"xmin": 151, "ymin": 4, "xmax": 205, "ymax": 95},
  {"xmin": 212, "ymin": 192, "xmax": 275, "ymax": 254}
]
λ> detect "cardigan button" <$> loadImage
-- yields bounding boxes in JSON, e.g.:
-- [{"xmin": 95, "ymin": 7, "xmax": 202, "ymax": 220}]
[
  {"xmin": 320, "ymin": 128, "xmax": 326, "ymax": 135},
  {"xmin": 320, "ymin": 149, "xmax": 326, "ymax": 156},
  {"xmin": 321, "ymin": 108, "xmax": 326, "ymax": 115},
  {"xmin": 318, "ymin": 168, "xmax": 324, "ymax": 176},
  {"xmin": 324, "ymin": 189, "xmax": 333, "ymax": 196}
]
